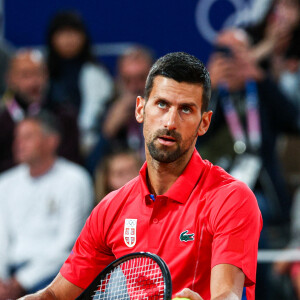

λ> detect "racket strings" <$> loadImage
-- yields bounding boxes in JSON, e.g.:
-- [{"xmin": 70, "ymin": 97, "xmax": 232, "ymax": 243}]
[{"xmin": 93, "ymin": 257, "xmax": 165, "ymax": 299}]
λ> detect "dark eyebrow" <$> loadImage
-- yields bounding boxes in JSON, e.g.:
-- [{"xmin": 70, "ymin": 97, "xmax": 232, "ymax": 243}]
[
  {"xmin": 154, "ymin": 97, "xmax": 198, "ymax": 108},
  {"xmin": 180, "ymin": 102, "xmax": 197, "ymax": 108},
  {"xmin": 153, "ymin": 96, "xmax": 169, "ymax": 103}
]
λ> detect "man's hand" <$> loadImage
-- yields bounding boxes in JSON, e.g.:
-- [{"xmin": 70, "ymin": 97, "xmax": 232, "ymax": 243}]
[{"xmin": 175, "ymin": 288, "xmax": 204, "ymax": 300}]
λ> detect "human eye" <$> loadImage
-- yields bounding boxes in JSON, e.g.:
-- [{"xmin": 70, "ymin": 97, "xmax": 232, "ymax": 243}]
[
  {"xmin": 157, "ymin": 100, "xmax": 167, "ymax": 109},
  {"xmin": 181, "ymin": 105, "xmax": 192, "ymax": 114}
]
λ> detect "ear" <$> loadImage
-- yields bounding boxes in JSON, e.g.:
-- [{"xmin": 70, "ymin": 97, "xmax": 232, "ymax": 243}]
[
  {"xmin": 135, "ymin": 96, "xmax": 146, "ymax": 124},
  {"xmin": 198, "ymin": 110, "xmax": 213, "ymax": 136}
]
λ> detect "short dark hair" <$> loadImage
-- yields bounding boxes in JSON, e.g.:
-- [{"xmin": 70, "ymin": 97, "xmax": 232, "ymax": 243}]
[
  {"xmin": 24, "ymin": 110, "xmax": 62, "ymax": 137},
  {"xmin": 144, "ymin": 52, "xmax": 211, "ymax": 111}
]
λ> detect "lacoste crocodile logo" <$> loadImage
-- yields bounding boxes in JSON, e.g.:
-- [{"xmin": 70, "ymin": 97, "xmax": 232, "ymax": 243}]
[{"xmin": 180, "ymin": 230, "xmax": 195, "ymax": 242}]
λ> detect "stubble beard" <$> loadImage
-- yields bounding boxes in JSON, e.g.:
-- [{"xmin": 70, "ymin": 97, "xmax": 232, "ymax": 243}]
[
  {"xmin": 143, "ymin": 106, "xmax": 203, "ymax": 163},
  {"xmin": 146, "ymin": 128, "xmax": 198, "ymax": 163}
]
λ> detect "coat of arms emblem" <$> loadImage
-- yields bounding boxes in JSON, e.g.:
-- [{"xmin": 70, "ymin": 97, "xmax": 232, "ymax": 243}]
[{"xmin": 124, "ymin": 219, "xmax": 137, "ymax": 247}]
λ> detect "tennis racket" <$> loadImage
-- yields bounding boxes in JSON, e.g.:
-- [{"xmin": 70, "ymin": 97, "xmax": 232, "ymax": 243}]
[{"xmin": 76, "ymin": 252, "xmax": 172, "ymax": 300}]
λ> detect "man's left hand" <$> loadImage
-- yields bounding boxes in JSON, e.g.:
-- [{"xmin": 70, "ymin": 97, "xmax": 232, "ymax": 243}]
[{"xmin": 175, "ymin": 288, "xmax": 204, "ymax": 300}]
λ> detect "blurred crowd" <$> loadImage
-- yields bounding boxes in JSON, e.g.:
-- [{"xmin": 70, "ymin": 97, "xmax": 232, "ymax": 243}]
[{"xmin": 0, "ymin": 1, "xmax": 300, "ymax": 299}]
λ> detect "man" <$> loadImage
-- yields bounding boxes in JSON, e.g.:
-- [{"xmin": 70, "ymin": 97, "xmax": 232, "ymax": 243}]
[
  {"xmin": 102, "ymin": 45, "xmax": 153, "ymax": 141},
  {"xmin": 102, "ymin": 45, "xmax": 153, "ymax": 150},
  {"xmin": 0, "ymin": 111, "xmax": 93, "ymax": 299},
  {"xmin": 21, "ymin": 52, "xmax": 262, "ymax": 300},
  {"xmin": 0, "ymin": 49, "xmax": 47, "ymax": 172},
  {"xmin": 86, "ymin": 45, "xmax": 153, "ymax": 173},
  {"xmin": 0, "ymin": 48, "xmax": 81, "ymax": 173},
  {"xmin": 202, "ymin": 28, "xmax": 300, "ymax": 299},
  {"xmin": 204, "ymin": 28, "xmax": 300, "ymax": 223}
]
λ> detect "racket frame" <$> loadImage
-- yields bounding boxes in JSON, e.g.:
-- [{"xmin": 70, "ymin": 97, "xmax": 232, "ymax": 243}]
[{"xmin": 76, "ymin": 251, "xmax": 172, "ymax": 300}]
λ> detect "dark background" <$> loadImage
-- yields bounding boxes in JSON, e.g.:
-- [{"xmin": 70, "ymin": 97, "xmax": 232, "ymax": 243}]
[{"xmin": 3, "ymin": 0, "xmax": 251, "ymax": 74}]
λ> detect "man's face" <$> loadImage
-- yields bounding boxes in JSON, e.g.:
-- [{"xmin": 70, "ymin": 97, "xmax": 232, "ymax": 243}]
[
  {"xmin": 119, "ymin": 57, "xmax": 151, "ymax": 95},
  {"xmin": 7, "ymin": 53, "xmax": 47, "ymax": 103},
  {"xmin": 213, "ymin": 30, "xmax": 251, "ymax": 91},
  {"xmin": 13, "ymin": 120, "xmax": 51, "ymax": 165},
  {"xmin": 136, "ymin": 76, "xmax": 212, "ymax": 163}
]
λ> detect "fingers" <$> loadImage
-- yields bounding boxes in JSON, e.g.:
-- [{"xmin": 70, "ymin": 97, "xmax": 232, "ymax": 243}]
[
  {"xmin": 175, "ymin": 288, "xmax": 204, "ymax": 300},
  {"xmin": 207, "ymin": 55, "xmax": 235, "ymax": 89}
]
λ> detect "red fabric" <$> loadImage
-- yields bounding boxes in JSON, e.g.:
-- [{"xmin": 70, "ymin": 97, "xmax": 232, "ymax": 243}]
[
  {"xmin": 291, "ymin": 261, "xmax": 300, "ymax": 279},
  {"xmin": 60, "ymin": 149, "xmax": 262, "ymax": 299}
]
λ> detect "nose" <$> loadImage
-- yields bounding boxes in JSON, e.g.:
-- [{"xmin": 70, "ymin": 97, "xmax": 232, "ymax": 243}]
[{"xmin": 164, "ymin": 107, "xmax": 177, "ymax": 131}]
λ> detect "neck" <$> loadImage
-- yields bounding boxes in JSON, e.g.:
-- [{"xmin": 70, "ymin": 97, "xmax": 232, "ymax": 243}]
[
  {"xmin": 29, "ymin": 156, "xmax": 56, "ymax": 177},
  {"xmin": 146, "ymin": 148, "xmax": 194, "ymax": 196}
]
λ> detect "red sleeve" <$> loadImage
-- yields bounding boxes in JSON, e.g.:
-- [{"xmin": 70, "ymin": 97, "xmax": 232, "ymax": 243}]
[
  {"xmin": 210, "ymin": 181, "xmax": 263, "ymax": 286},
  {"xmin": 60, "ymin": 199, "xmax": 115, "ymax": 289}
]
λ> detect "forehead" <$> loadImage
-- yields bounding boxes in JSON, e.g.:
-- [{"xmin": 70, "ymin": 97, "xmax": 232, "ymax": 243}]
[
  {"xmin": 16, "ymin": 120, "xmax": 42, "ymax": 134},
  {"xmin": 119, "ymin": 57, "xmax": 151, "ymax": 76},
  {"xmin": 149, "ymin": 76, "xmax": 204, "ymax": 106},
  {"xmin": 110, "ymin": 154, "xmax": 137, "ymax": 169},
  {"xmin": 11, "ymin": 54, "xmax": 43, "ymax": 73}
]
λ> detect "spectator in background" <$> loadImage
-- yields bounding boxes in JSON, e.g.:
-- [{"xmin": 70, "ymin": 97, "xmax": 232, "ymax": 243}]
[
  {"xmin": 203, "ymin": 27, "xmax": 300, "ymax": 228},
  {"xmin": 94, "ymin": 149, "xmax": 142, "ymax": 203},
  {"xmin": 246, "ymin": 0, "xmax": 300, "ymax": 202},
  {"xmin": 86, "ymin": 46, "xmax": 153, "ymax": 174},
  {"xmin": 200, "ymin": 27, "xmax": 300, "ymax": 299},
  {"xmin": 0, "ymin": 111, "xmax": 93, "ymax": 300},
  {"xmin": 0, "ymin": 49, "xmax": 47, "ymax": 172},
  {"xmin": 46, "ymin": 11, "xmax": 113, "ymax": 156},
  {"xmin": 102, "ymin": 45, "xmax": 154, "ymax": 154},
  {"xmin": 247, "ymin": 0, "xmax": 300, "ymax": 81},
  {"xmin": 0, "ymin": 49, "xmax": 81, "ymax": 173}
]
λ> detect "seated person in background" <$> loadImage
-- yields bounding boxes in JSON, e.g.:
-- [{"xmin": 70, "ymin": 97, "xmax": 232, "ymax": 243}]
[
  {"xmin": 46, "ymin": 11, "xmax": 113, "ymax": 156},
  {"xmin": 102, "ymin": 45, "xmax": 154, "ymax": 154},
  {"xmin": 204, "ymin": 27, "xmax": 300, "ymax": 231},
  {"xmin": 0, "ymin": 48, "xmax": 47, "ymax": 172},
  {"xmin": 0, "ymin": 111, "xmax": 94, "ymax": 299},
  {"xmin": 86, "ymin": 46, "xmax": 153, "ymax": 174},
  {"xmin": 203, "ymin": 27, "xmax": 300, "ymax": 300},
  {"xmin": 246, "ymin": 0, "xmax": 300, "ymax": 197},
  {"xmin": 94, "ymin": 149, "xmax": 142, "ymax": 202},
  {"xmin": 0, "ymin": 48, "xmax": 81, "ymax": 173}
]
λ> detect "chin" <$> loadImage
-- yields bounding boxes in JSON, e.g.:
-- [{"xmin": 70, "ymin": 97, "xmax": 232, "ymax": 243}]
[
  {"xmin": 14, "ymin": 155, "xmax": 27, "ymax": 164},
  {"xmin": 15, "ymin": 159, "xmax": 24, "ymax": 164}
]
